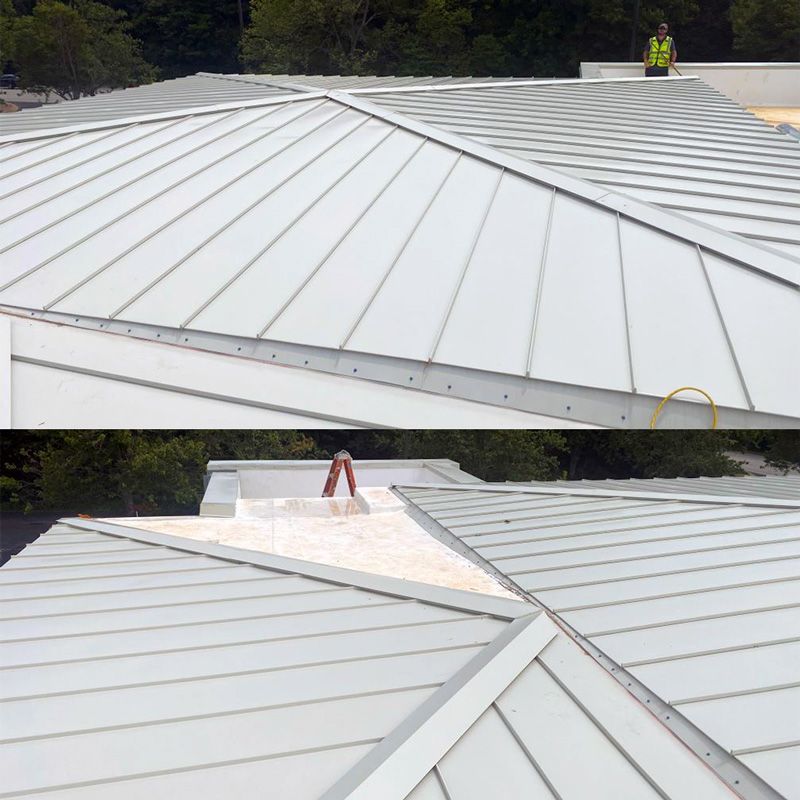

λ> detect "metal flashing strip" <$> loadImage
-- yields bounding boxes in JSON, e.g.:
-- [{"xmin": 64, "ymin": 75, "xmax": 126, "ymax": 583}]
[
  {"xmin": 57, "ymin": 519, "xmax": 531, "ymax": 621},
  {"xmin": 7, "ymin": 309, "xmax": 798, "ymax": 429},
  {"xmin": 395, "ymin": 490, "xmax": 528, "ymax": 602},
  {"xmin": 393, "ymin": 482, "xmax": 800, "ymax": 510},
  {"xmin": 345, "ymin": 75, "xmax": 703, "ymax": 96},
  {"xmin": 331, "ymin": 91, "xmax": 800, "ymax": 287},
  {"xmin": 321, "ymin": 612, "xmax": 556, "ymax": 800},
  {"xmin": 397, "ymin": 489, "xmax": 787, "ymax": 800}
]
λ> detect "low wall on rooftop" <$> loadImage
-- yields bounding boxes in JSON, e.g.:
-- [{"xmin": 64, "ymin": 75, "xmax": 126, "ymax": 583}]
[
  {"xmin": 580, "ymin": 63, "xmax": 800, "ymax": 106},
  {"xmin": 199, "ymin": 459, "xmax": 481, "ymax": 516}
]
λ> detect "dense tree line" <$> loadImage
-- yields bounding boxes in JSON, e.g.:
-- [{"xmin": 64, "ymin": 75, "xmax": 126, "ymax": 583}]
[
  {"xmin": 1, "ymin": 430, "xmax": 797, "ymax": 515},
  {"xmin": 2, "ymin": 0, "xmax": 798, "ymax": 96}
]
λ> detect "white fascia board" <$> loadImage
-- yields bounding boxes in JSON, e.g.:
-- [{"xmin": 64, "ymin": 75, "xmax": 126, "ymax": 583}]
[
  {"xmin": 332, "ymin": 91, "xmax": 800, "ymax": 287},
  {"xmin": 346, "ymin": 75, "xmax": 701, "ymax": 96},
  {"xmin": 393, "ymin": 482, "xmax": 800, "ymax": 509},
  {"xmin": 0, "ymin": 91, "xmax": 329, "ymax": 144},
  {"xmin": 58, "ymin": 518, "xmax": 532, "ymax": 620},
  {"xmin": 321, "ymin": 612, "xmax": 557, "ymax": 800}
]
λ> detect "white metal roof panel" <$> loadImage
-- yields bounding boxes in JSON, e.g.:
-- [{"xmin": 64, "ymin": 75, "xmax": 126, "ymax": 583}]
[
  {"xmin": 2, "ymin": 517, "xmax": 737, "ymax": 799},
  {"xmin": 0, "ymin": 73, "xmax": 532, "ymax": 136},
  {"xmin": 398, "ymin": 483, "xmax": 800, "ymax": 799},
  {"xmin": 361, "ymin": 77, "xmax": 800, "ymax": 256},
  {"xmin": 520, "ymin": 473, "xmax": 800, "ymax": 500},
  {"xmin": 0, "ymin": 75, "xmax": 301, "ymax": 136},
  {"xmin": 1, "ymin": 91, "xmax": 797, "ymax": 427}
]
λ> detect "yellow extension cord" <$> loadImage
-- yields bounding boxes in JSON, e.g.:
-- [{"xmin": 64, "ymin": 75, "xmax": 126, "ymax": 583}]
[{"xmin": 650, "ymin": 386, "xmax": 719, "ymax": 429}]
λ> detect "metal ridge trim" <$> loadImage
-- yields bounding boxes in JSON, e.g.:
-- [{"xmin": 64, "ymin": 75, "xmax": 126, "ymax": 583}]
[{"xmin": 320, "ymin": 612, "xmax": 556, "ymax": 800}]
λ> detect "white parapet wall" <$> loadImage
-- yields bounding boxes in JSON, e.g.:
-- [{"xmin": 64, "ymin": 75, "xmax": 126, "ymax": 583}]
[
  {"xmin": 199, "ymin": 458, "xmax": 483, "ymax": 516},
  {"xmin": 580, "ymin": 62, "xmax": 800, "ymax": 106}
]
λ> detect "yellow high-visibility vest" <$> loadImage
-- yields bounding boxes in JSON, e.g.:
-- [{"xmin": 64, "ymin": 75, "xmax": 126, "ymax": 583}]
[{"xmin": 648, "ymin": 36, "xmax": 673, "ymax": 67}]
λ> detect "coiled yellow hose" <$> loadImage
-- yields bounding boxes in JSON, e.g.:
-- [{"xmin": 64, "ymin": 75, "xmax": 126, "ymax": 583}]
[{"xmin": 650, "ymin": 386, "xmax": 718, "ymax": 429}]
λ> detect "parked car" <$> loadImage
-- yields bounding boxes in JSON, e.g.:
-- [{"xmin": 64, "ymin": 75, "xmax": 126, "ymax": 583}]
[{"xmin": 0, "ymin": 74, "xmax": 18, "ymax": 89}]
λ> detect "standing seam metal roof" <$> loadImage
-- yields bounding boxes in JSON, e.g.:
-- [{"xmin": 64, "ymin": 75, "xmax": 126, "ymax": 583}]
[
  {"xmin": 0, "ymin": 518, "xmax": 737, "ymax": 799},
  {"xmin": 1, "ymin": 89, "xmax": 798, "ymax": 428},
  {"xmin": 360, "ymin": 77, "xmax": 800, "ymax": 259},
  {"xmin": 396, "ymin": 482, "xmax": 800, "ymax": 800},
  {"xmin": 519, "ymin": 473, "xmax": 800, "ymax": 500},
  {"xmin": 0, "ymin": 73, "xmax": 533, "ymax": 136}
]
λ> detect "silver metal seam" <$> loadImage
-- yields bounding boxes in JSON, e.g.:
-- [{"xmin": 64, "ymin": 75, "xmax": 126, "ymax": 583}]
[
  {"xmin": 339, "ymin": 151, "xmax": 464, "ymax": 349},
  {"xmin": 696, "ymin": 245, "xmax": 756, "ymax": 411},
  {"xmin": 432, "ymin": 764, "xmax": 454, "ymax": 800},
  {"xmin": 669, "ymin": 679, "xmax": 800, "ymax": 707},
  {"xmin": 0, "ymin": 106, "xmax": 258, "ymax": 262},
  {"xmin": 582, "ymin": 599, "xmax": 800, "ymax": 639},
  {"xmin": 555, "ymin": 569, "xmax": 800, "ymax": 613},
  {"xmin": 0, "ymin": 122, "xmax": 141, "ymax": 189},
  {"xmin": 4, "ymin": 614, "xmax": 478, "ymax": 671},
  {"xmin": 525, "ymin": 187, "xmax": 557, "ymax": 377},
  {"xmin": 503, "ymin": 532, "xmax": 800, "ymax": 578},
  {"xmin": 428, "ymin": 167, "xmax": 505, "ymax": 363},
  {"xmin": 0, "ymin": 114, "xmax": 203, "ymax": 222},
  {"xmin": 615, "ymin": 213, "xmax": 637, "ymax": 393},
  {"xmin": 491, "ymin": 701, "xmax": 564, "ymax": 800},
  {"xmin": 258, "ymin": 134, "xmax": 429, "ymax": 338},
  {"xmin": 176, "ymin": 115, "xmax": 381, "ymax": 329},
  {"xmin": 0, "ymin": 129, "xmax": 82, "ymax": 163},
  {"xmin": 113, "ymin": 113, "xmax": 380, "ymax": 321},
  {"xmin": 535, "ymin": 658, "xmax": 673, "ymax": 800},
  {"xmin": 625, "ymin": 635, "xmax": 800, "ymax": 668}
]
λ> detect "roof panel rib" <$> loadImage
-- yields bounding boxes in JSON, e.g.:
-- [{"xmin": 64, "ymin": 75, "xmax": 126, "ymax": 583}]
[
  {"xmin": 1, "ymin": 89, "xmax": 798, "ymax": 426},
  {"xmin": 397, "ymin": 481, "xmax": 800, "ymax": 800}
]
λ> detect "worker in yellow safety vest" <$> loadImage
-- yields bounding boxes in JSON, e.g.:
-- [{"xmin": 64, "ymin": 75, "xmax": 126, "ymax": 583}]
[{"xmin": 643, "ymin": 22, "xmax": 677, "ymax": 77}]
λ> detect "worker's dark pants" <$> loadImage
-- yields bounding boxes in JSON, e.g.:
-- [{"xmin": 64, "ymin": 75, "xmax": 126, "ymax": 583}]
[{"xmin": 645, "ymin": 66, "xmax": 669, "ymax": 77}]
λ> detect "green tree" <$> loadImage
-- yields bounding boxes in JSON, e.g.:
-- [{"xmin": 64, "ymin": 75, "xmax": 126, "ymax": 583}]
[
  {"xmin": 1, "ymin": 430, "xmax": 324, "ymax": 514},
  {"xmin": 0, "ymin": 0, "xmax": 16, "ymax": 70},
  {"xmin": 242, "ymin": 0, "xmax": 387, "ymax": 74},
  {"xmin": 112, "ymin": 0, "xmax": 246, "ymax": 79},
  {"xmin": 559, "ymin": 431, "xmax": 743, "ymax": 480},
  {"xmin": 730, "ymin": 0, "xmax": 800, "ymax": 60},
  {"xmin": 11, "ymin": 0, "xmax": 155, "ymax": 99}
]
